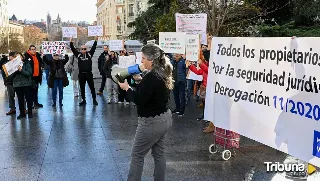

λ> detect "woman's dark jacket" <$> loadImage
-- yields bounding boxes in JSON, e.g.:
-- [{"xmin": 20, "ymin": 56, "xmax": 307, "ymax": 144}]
[
  {"xmin": 103, "ymin": 56, "xmax": 118, "ymax": 78},
  {"xmin": 44, "ymin": 55, "xmax": 69, "ymax": 87}
]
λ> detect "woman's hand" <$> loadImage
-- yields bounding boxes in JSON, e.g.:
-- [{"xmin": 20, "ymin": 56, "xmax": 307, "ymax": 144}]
[
  {"xmin": 198, "ymin": 58, "xmax": 203, "ymax": 65},
  {"xmin": 133, "ymin": 74, "xmax": 142, "ymax": 81},
  {"xmin": 18, "ymin": 66, "xmax": 22, "ymax": 71},
  {"xmin": 118, "ymin": 79, "xmax": 130, "ymax": 91},
  {"xmin": 185, "ymin": 60, "xmax": 191, "ymax": 68}
]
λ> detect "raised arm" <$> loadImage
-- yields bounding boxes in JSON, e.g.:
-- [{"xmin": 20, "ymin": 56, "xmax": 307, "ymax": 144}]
[
  {"xmin": 63, "ymin": 54, "xmax": 69, "ymax": 65},
  {"xmin": 89, "ymin": 39, "xmax": 97, "ymax": 57},
  {"xmin": 189, "ymin": 64, "xmax": 203, "ymax": 75},
  {"xmin": 69, "ymin": 37, "xmax": 79, "ymax": 57},
  {"xmin": 199, "ymin": 62, "xmax": 208, "ymax": 74}
]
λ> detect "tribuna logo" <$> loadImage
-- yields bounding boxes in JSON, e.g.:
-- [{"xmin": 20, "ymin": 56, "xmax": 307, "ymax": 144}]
[{"xmin": 264, "ymin": 162, "xmax": 305, "ymax": 172}]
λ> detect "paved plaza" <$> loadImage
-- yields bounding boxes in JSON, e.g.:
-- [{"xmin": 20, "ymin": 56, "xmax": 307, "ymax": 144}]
[{"xmin": 0, "ymin": 76, "xmax": 319, "ymax": 181}]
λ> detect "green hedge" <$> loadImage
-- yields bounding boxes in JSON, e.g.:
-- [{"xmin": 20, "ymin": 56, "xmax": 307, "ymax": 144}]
[{"xmin": 258, "ymin": 22, "xmax": 320, "ymax": 37}]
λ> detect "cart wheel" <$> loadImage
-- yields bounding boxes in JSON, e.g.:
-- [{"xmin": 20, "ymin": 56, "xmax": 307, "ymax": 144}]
[
  {"xmin": 222, "ymin": 150, "xmax": 232, "ymax": 160},
  {"xmin": 209, "ymin": 144, "xmax": 217, "ymax": 154}
]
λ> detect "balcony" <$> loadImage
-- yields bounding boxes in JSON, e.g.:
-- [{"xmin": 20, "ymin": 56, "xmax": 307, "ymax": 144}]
[
  {"xmin": 129, "ymin": 12, "xmax": 134, "ymax": 17},
  {"xmin": 115, "ymin": 0, "xmax": 124, "ymax": 5}
]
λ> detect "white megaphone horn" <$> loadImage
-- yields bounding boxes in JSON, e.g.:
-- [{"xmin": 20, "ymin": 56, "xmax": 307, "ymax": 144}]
[{"xmin": 111, "ymin": 63, "xmax": 145, "ymax": 83}]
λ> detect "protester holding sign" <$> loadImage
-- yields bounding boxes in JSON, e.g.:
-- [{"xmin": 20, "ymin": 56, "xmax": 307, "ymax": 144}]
[
  {"xmin": 10, "ymin": 52, "xmax": 33, "ymax": 119},
  {"xmin": 186, "ymin": 51, "xmax": 214, "ymax": 133},
  {"xmin": 69, "ymin": 36, "xmax": 98, "ymax": 106},
  {"xmin": 44, "ymin": 54, "xmax": 69, "ymax": 107},
  {"xmin": 4, "ymin": 52, "xmax": 17, "ymax": 115},
  {"xmin": 24, "ymin": 45, "xmax": 44, "ymax": 108},
  {"xmin": 103, "ymin": 53, "xmax": 118, "ymax": 103}
]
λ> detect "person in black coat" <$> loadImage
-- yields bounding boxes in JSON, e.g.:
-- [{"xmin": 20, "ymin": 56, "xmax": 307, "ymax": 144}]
[
  {"xmin": 97, "ymin": 45, "xmax": 110, "ymax": 95},
  {"xmin": 44, "ymin": 54, "xmax": 69, "ymax": 107},
  {"xmin": 69, "ymin": 36, "xmax": 98, "ymax": 106},
  {"xmin": 24, "ymin": 45, "xmax": 44, "ymax": 108}
]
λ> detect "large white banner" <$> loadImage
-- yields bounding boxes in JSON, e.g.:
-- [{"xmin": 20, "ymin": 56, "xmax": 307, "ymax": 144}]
[{"xmin": 205, "ymin": 37, "xmax": 320, "ymax": 167}]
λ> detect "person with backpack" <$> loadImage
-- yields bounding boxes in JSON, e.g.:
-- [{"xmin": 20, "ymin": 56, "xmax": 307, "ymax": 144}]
[
  {"xmin": 69, "ymin": 36, "xmax": 98, "ymax": 106},
  {"xmin": 65, "ymin": 51, "xmax": 80, "ymax": 97}
]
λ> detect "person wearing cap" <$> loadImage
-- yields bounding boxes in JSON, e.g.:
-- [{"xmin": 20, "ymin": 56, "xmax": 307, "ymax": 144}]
[
  {"xmin": 69, "ymin": 36, "xmax": 98, "ymax": 106},
  {"xmin": 44, "ymin": 53, "xmax": 69, "ymax": 107},
  {"xmin": 24, "ymin": 45, "xmax": 44, "ymax": 108},
  {"xmin": 4, "ymin": 52, "xmax": 17, "ymax": 115}
]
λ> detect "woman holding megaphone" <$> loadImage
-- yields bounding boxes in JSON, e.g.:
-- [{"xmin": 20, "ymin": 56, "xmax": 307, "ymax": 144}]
[{"xmin": 118, "ymin": 44, "xmax": 173, "ymax": 181}]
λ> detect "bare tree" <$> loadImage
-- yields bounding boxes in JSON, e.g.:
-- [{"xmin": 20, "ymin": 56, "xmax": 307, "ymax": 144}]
[
  {"xmin": 190, "ymin": 0, "xmax": 261, "ymax": 36},
  {"xmin": 23, "ymin": 25, "xmax": 46, "ymax": 48}
]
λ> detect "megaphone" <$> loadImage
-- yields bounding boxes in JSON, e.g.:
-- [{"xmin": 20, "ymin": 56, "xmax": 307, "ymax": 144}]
[{"xmin": 111, "ymin": 64, "xmax": 145, "ymax": 83}]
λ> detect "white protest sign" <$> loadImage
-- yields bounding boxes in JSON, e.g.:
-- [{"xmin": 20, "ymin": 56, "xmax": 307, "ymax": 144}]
[
  {"xmin": 159, "ymin": 32, "xmax": 186, "ymax": 54},
  {"xmin": 205, "ymin": 37, "xmax": 320, "ymax": 168},
  {"xmin": 88, "ymin": 25, "xmax": 103, "ymax": 36},
  {"xmin": 110, "ymin": 40, "xmax": 123, "ymax": 50},
  {"xmin": 136, "ymin": 52, "xmax": 142, "ymax": 64},
  {"xmin": 119, "ymin": 56, "xmax": 136, "ymax": 68},
  {"xmin": 2, "ymin": 56, "xmax": 23, "ymax": 77},
  {"xmin": 41, "ymin": 41, "xmax": 67, "ymax": 55},
  {"xmin": 175, "ymin": 13, "xmax": 207, "ymax": 45},
  {"xmin": 62, "ymin": 27, "xmax": 77, "ymax": 38},
  {"xmin": 186, "ymin": 34, "xmax": 200, "ymax": 61},
  {"xmin": 187, "ymin": 71, "xmax": 203, "ymax": 81}
]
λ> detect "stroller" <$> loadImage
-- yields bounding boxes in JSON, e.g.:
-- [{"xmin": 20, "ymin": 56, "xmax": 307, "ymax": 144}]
[{"xmin": 209, "ymin": 127, "xmax": 240, "ymax": 160}]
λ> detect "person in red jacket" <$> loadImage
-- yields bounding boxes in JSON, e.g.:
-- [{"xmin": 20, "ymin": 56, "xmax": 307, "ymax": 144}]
[{"xmin": 186, "ymin": 51, "xmax": 214, "ymax": 133}]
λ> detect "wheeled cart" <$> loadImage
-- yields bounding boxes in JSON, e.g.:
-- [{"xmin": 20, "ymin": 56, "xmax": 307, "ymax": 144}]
[{"xmin": 208, "ymin": 127, "xmax": 240, "ymax": 160}]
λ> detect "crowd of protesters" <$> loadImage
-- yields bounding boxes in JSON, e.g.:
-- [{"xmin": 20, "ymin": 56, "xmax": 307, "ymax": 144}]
[{"xmin": 0, "ymin": 36, "xmax": 214, "ymax": 133}]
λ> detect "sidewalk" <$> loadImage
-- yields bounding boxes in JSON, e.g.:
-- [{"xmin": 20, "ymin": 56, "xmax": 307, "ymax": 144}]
[{"xmin": 0, "ymin": 79, "xmax": 318, "ymax": 181}]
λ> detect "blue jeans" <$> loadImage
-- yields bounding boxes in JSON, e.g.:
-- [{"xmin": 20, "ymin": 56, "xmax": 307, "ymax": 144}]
[
  {"xmin": 45, "ymin": 69, "xmax": 50, "ymax": 82},
  {"xmin": 52, "ymin": 79, "xmax": 63, "ymax": 104},
  {"xmin": 186, "ymin": 79, "xmax": 194, "ymax": 100},
  {"xmin": 173, "ymin": 81, "xmax": 186, "ymax": 113}
]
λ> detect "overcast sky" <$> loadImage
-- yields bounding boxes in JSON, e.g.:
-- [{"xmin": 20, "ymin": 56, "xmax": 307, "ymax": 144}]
[{"xmin": 7, "ymin": 0, "xmax": 97, "ymax": 23}]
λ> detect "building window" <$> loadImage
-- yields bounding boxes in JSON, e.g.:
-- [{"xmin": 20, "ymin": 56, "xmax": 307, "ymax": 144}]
[
  {"xmin": 129, "ymin": 4, "xmax": 134, "ymax": 16},
  {"xmin": 117, "ymin": 7, "xmax": 122, "ymax": 14}
]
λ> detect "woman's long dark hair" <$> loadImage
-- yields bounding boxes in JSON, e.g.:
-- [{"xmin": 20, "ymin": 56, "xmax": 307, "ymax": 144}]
[{"xmin": 141, "ymin": 44, "xmax": 173, "ymax": 90}]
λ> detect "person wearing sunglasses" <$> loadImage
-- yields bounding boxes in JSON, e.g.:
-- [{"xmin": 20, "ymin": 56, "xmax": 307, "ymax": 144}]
[
  {"xmin": 24, "ymin": 45, "xmax": 44, "ymax": 108},
  {"xmin": 69, "ymin": 36, "xmax": 98, "ymax": 106}
]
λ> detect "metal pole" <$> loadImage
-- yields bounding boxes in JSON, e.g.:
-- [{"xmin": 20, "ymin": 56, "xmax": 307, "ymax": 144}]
[
  {"xmin": 7, "ymin": 33, "xmax": 9, "ymax": 51},
  {"xmin": 211, "ymin": 0, "xmax": 216, "ymax": 35}
]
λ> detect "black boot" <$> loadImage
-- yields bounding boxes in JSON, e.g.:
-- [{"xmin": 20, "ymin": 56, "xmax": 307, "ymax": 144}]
[
  {"xmin": 93, "ymin": 99, "xmax": 98, "ymax": 106},
  {"xmin": 79, "ymin": 100, "xmax": 87, "ymax": 106}
]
